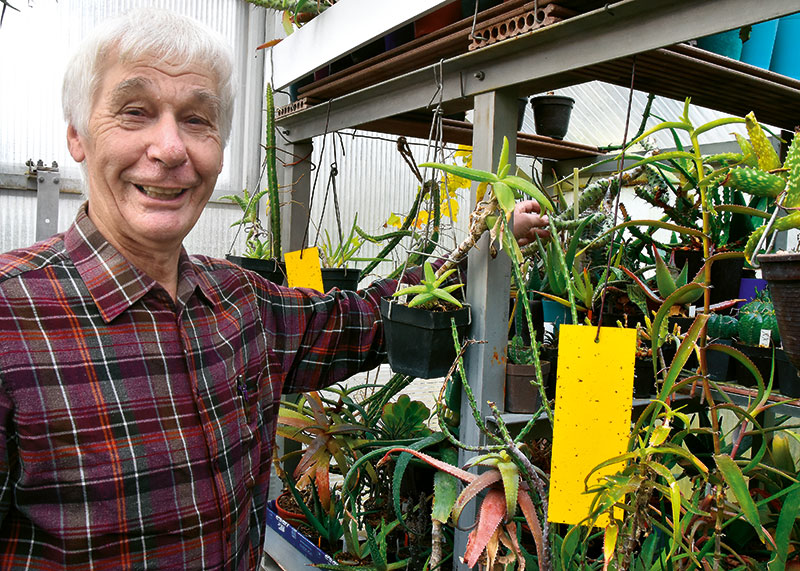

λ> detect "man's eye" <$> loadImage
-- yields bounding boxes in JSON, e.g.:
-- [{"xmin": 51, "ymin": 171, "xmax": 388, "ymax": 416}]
[
  {"xmin": 122, "ymin": 107, "xmax": 146, "ymax": 117},
  {"xmin": 186, "ymin": 116, "xmax": 210, "ymax": 126}
]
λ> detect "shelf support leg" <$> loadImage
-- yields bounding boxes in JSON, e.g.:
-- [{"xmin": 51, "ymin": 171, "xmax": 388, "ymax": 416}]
[{"xmin": 454, "ymin": 89, "xmax": 518, "ymax": 570}]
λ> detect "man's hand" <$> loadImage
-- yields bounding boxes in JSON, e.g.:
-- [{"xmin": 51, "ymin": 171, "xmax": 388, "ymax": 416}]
[{"xmin": 513, "ymin": 200, "xmax": 550, "ymax": 246}]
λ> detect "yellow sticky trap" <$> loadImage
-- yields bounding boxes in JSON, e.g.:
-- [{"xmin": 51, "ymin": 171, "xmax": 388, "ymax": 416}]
[
  {"xmin": 548, "ymin": 324, "xmax": 636, "ymax": 527},
  {"xmin": 285, "ymin": 248, "xmax": 324, "ymax": 292}
]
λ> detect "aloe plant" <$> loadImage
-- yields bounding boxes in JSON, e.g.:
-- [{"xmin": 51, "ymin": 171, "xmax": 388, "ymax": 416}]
[{"xmin": 391, "ymin": 261, "xmax": 463, "ymax": 309}]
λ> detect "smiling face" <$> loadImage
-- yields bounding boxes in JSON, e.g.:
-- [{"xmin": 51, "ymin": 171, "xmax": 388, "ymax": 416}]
[{"xmin": 67, "ymin": 53, "xmax": 224, "ymax": 261}]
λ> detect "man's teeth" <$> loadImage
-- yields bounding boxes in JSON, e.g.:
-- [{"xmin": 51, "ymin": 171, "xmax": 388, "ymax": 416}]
[{"xmin": 137, "ymin": 185, "xmax": 186, "ymax": 198}]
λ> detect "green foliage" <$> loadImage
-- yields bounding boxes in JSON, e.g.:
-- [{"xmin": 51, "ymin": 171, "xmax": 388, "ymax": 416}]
[
  {"xmin": 377, "ymin": 395, "xmax": 432, "ymax": 440},
  {"xmin": 392, "ymin": 261, "xmax": 463, "ymax": 309},
  {"xmin": 508, "ymin": 334, "xmax": 535, "ymax": 365}
]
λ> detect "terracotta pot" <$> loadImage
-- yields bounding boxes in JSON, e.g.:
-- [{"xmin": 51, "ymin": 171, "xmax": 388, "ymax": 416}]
[
  {"xmin": 276, "ymin": 490, "xmax": 307, "ymax": 526},
  {"xmin": 505, "ymin": 361, "xmax": 551, "ymax": 413},
  {"xmin": 757, "ymin": 252, "xmax": 800, "ymax": 371}
]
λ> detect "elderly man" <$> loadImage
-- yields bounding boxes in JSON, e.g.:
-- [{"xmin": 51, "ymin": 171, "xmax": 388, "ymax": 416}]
[{"xmin": 0, "ymin": 8, "xmax": 549, "ymax": 570}]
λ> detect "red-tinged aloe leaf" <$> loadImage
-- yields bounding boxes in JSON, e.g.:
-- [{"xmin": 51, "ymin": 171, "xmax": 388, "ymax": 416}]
[
  {"xmin": 377, "ymin": 447, "xmax": 476, "ymax": 482},
  {"xmin": 276, "ymin": 424, "xmax": 314, "ymax": 444},
  {"xmin": 499, "ymin": 521, "xmax": 524, "ymax": 569},
  {"xmin": 294, "ymin": 437, "xmax": 327, "ymax": 478},
  {"xmin": 452, "ymin": 471, "xmax": 503, "ymax": 526},
  {"xmin": 305, "ymin": 392, "xmax": 330, "ymax": 428},
  {"xmin": 418, "ymin": 162, "xmax": 498, "ymax": 183},
  {"xmin": 620, "ymin": 266, "xmax": 664, "ymax": 304},
  {"xmin": 278, "ymin": 408, "xmax": 315, "ymax": 429},
  {"xmin": 660, "ymin": 313, "xmax": 708, "ymax": 397},
  {"xmin": 715, "ymin": 454, "xmax": 774, "ymax": 547},
  {"xmin": 518, "ymin": 490, "xmax": 545, "ymax": 568},
  {"xmin": 768, "ymin": 483, "xmax": 800, "ymax": 571},
  {"xmin": 315, "ymin": 455, "xmax": 332, "ymax": 511},
  {"xmin": 464, "ymin": 488, "xmax": 507, "ymax": 568},
  {"xmin": 709, "ymin": 299, "xmax": 745, "ymax": 312}
]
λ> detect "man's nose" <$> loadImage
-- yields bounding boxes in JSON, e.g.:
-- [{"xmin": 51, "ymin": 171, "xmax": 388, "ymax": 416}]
[{"xmin": 147, "ymin": 115, "xmax": 189, "ymax": 168}]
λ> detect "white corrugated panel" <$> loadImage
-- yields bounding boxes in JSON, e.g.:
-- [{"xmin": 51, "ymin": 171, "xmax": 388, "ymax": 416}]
[
  {"xmin": 0, "ymin": 0, "xmax": 257, "ymax": 197},
  {"xmin": 523, "ymin": 81, "xmax": 756, "ymax": 149},
  {"xmin": 306, "ymin": 131, "xmax": 473, "ymax": 282}
]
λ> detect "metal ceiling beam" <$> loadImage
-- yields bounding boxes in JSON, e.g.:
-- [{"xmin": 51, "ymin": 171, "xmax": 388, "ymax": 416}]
[{"xmin": 276, "ymin": 0, "xmax": 799, "ymax": 141}]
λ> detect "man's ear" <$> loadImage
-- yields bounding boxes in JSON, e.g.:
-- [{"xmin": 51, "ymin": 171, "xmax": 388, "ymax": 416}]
[{"xmin": 67, "ymin": 124, "xmax": 86, "ymax": 162}]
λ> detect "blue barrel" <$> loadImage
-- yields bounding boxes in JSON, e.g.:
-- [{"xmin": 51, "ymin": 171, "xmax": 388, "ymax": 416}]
[
  {"xmin": 741, "ymin": 20, "xmax": 779, "ymax": 69},
  {"xmin": 770, "ymin": 13, "xmax": 800, "ymax": 79},
  {"xmin": 696, "ymin": 29, "xmax": 743, "ymax": 60}
]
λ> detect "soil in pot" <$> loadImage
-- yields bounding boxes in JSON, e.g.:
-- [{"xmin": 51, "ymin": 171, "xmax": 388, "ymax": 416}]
[
  {"xmin": 276, "ymin": 490, "xmax": 308, "ymax": 526},
  {"xmin": 505, "ymin": 361, "xmax": 551, "ymax": 413}
]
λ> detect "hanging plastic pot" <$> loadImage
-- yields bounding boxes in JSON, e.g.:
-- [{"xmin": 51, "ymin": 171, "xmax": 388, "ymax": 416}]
[{"xmin": 530, "ymin": 95, "xmax": 575, "ymax": 139}]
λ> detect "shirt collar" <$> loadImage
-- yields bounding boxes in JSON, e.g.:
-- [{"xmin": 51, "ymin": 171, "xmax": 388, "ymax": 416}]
[{"xmin": 65, "ymin": 203, "xmax": 213, "ymax": 322}]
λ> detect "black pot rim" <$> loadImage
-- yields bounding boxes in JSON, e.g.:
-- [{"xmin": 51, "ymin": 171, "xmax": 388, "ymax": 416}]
[
  {"xmin": 530, "ymin": 94, "xmax": 575, "ymax": 106},
  {"xmin": 380, "ymin": 297, "xmax": 471, "ymax": 328}
]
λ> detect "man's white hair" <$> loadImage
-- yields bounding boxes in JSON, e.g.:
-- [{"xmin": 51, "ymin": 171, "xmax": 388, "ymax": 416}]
[{"xmin": 62, "ymin": 7, "xmax": 236, "ymax": 145}]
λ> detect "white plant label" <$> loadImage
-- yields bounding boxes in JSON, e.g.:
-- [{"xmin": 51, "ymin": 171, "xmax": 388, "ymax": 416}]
[{"xmin": 759, "ymin": 329, "xmax": 772, "ymax": 348}]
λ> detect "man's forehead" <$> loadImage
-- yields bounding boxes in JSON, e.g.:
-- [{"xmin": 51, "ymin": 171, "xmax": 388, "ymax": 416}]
[{"xmin": 105, "ymin": 66, "xmax": 221, "ymax": 110}]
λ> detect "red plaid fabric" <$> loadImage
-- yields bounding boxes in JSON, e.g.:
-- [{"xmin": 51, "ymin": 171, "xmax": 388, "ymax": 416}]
[{"xmin": 0, "ymin": 204, "xmax": 412, "ymax": 570}]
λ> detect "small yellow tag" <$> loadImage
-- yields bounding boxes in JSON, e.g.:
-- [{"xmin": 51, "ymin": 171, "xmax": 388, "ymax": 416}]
[
  {"xmin": 548, "ymin": 325, "xmax": 636, "ymax": 527},
  {"xmin": 285, "ymin": 248, "xmax": 324, "ymax": 292}
]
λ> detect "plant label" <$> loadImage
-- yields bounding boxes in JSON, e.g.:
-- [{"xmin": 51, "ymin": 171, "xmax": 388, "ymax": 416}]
[
  {"xmin": 548, "ymin": 324, "xmax": 636, "ymax": 527},
  {"xmin": 759, "ymin": 328, "xmax": 772, "ymax": 348},
  {"xmin": 285, "ymin": 247, "xmax": 324, "ymax": 292}
]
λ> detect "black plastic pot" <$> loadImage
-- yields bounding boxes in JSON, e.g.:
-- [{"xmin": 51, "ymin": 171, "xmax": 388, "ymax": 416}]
[
  {"xmin": 321, "ymin": 268, "xmax": 361, "ymax": 292},
  {"xmin": 634, "ymin": 357, "xmax": 658, "ymax": 398},
  {"xmin": 505, "ymin": 361, "xmax": 551, "ymax": 413},
  {"xmin": 529, "ymin": 95, "xmax": 575, "ymax": 139},
  {"xmin": 380, "ymin": 298, "xmax": 471, "ymax": 379},
  {"xmin": 731, "ymin": 341, "xmax": 795, "ymax": 390},
  {"xmin": 757, "ymin": 252, "xmax": 800, "ymax": 372},
  {"xmin": 226, "ymin": 255, "xmax": 286, "ymax": 285}
]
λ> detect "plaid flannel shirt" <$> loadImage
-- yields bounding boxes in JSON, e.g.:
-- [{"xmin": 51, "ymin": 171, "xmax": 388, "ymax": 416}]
[{"xmin": 0, "ymin": 204, "xmax": 416, "ymax": 570}]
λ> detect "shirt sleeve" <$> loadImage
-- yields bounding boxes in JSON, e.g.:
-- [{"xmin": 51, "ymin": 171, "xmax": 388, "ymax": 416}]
[{"xmin": 0, "ymin": 377, "xmax": 14, "ymax": 527}]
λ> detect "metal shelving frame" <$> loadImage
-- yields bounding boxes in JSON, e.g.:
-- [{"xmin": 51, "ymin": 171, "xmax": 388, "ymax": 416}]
[{"xmin": 274, "ymin": 1, "xmax": 800, "ymax": 567}]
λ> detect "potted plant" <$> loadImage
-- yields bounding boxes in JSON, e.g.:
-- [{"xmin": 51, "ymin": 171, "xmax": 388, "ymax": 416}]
[
  {"xmin": 380, "ymin": 261, "xmax": 470, "ymax": 379},
  {"xmin": 505, "ymin": 333, "xmax": 550, "ymax": 413},
  {"xmin": 317, "ymin": 215, "xmax": 364, "ymax": 291},
  {"xmin": 222, "ymin": 83, "xmax": 284, "ymax": 283}
]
